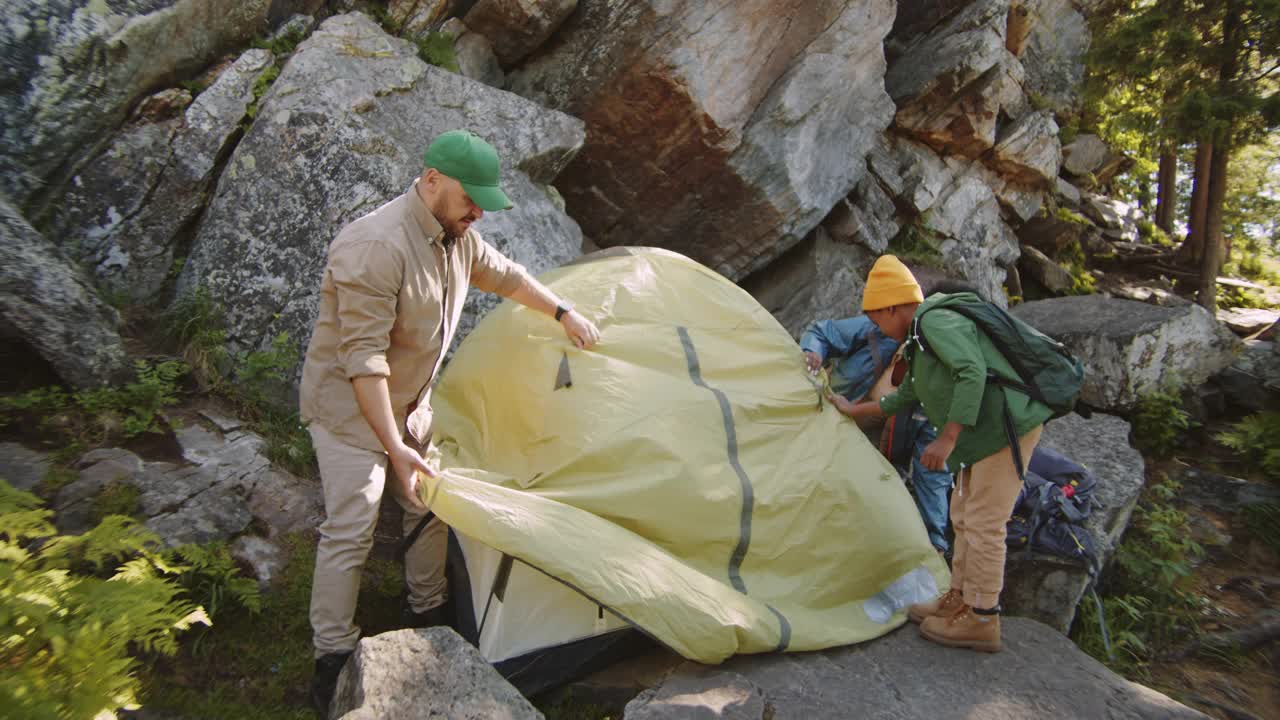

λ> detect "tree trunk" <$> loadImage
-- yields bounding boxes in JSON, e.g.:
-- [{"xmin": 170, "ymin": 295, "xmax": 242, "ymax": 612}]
[
  {"xmin": 1198, "ymin": 0, "xmax": 1241, "ymax": 310},
  {"xmin": 1155, "ymin": 149, "xmax": 1177, "ymax": 233},
  {"xmin": 1180, "ymin": 141, "xmax": 1213, "ymax": 264},
  {"xmin": 1199, "ymin": 137, "xmax": 1230, "ymax": 310}
]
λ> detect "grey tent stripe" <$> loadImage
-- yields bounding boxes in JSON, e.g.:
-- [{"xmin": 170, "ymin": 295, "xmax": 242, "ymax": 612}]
[
  {"xmin": 767, "ymin": 605, "xmax": 792, "ymax": 651},
  {"xmin": 676, "ymin": 326, "xmax": 752, "ymax": 594}
]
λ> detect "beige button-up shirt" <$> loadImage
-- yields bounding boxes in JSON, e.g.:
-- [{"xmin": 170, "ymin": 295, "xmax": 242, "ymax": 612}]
[{"xmin": 300, "ymin": 184, "xmax": 529, "ymax": 453}]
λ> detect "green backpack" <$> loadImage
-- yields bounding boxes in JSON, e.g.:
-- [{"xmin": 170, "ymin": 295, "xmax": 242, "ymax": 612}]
[{"xmin": 913, "ymin": 294, "xmax": 1087, "ymax": 420}]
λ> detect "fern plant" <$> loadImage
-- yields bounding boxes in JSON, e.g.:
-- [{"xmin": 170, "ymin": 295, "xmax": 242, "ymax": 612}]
[
  {"xmin": 1215, "ymin": 411, "xmax": 1280, "ymax": 479},
  {"xmin": 0, "ymin": 359, "xmax": 186, "ymax": 447},
  {"xmin": 0, "ymin": 479, "xmax": 210, "ymax": 719},
  {"xmin": 1131, "ymin": 383, "xmax": 1193, "ymax": 458}
]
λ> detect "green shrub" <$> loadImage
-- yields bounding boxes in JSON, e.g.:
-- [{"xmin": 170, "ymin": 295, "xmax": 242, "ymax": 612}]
[
  {"xmin": 163, "ymin": 289, "xmax": 317, "ymax": 479},
  {"xmin": 1135, "ymin": 220, "xmax": 1174, "ymax": 248},
  {"xmin": 0, "ymin": 479, "xmax": 210, "ymax": 719},
  {"xmin": 1219, "ymin": 285, "xmax": 1270, "ymax": 309},
  {"xmin": 888, "ymin": 220, "xmax": 946, "ymax": 268},
  {"xmin": 163, "ymin": 287, "xmax": 231, "ymax": 389},
  {"xmin": 1131, "ymin": 383, "xmax": 1193, "ymax": 458},
  {"xmin": 1072, "ymin": 476, "xmax": 1205, "ymax": 676},
  {"xmin": 90, "ymin": 482, "xmax": 142, "ymax": 525},
  {"xmin": 1056, "ymin": 207, "xmax": 1092, "ymax": 226},
  {"xmin": 417, "ymin": 31, "xmax": 460, "ymax": 73},
  {"xmin": 1215, "ymin": 411, "xmax": 1280, "ymax": 479},
  {"xmin": 1054, "ymin": 238, "xmax": 1097, "ymax": 296},
  {"xmin": 232, "ymin": 333, "xmax": 317, "ymax": 479}
]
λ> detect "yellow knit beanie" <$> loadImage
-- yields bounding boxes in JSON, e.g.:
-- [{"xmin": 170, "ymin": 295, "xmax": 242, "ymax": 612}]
[{"xmin": 862, "ymin": 255, "xmax": 924, "ymax": 311}]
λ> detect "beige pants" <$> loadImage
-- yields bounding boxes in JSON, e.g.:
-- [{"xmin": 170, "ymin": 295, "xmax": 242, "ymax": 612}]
[
  {"xmin": 309, "ymin": 423, "xmax": 448, "ymax": 657},
  {"xmin": 949, "ymin": 425, "xmax": 1043, "ymax": 610}
]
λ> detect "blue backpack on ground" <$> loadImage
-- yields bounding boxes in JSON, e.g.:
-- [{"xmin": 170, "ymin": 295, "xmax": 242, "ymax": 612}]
[{"xmin": 1006, "ymin": 446, "xmax": 1100, "ymax": 569}]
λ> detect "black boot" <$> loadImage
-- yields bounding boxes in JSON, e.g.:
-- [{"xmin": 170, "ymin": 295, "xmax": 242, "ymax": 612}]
[
  {"xmin": 399, "ymin": 604, "xmax": 447, "ymax": 629},
  {"xmin": 310, "ymin": 651, "xmax": 352, "ymax": 717}
]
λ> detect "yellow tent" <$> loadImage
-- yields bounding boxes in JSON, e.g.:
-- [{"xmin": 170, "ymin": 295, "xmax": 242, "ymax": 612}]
[{"xmin": 418, "ymin": 248, "xmax": 947, "ymax": 688}]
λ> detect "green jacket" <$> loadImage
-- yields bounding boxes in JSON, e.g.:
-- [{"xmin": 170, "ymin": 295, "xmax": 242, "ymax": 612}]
[{"xmin": 879, "ymin": 292, "xmax": 1053, "ymax": 471}]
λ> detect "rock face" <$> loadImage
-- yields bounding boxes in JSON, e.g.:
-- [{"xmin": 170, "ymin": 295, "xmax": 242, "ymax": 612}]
[
  {"xmin": 1213, "ymin": 339, "xmax": 1280, "ymax": 412},
  {"xmin": 989, "ymin": 110, "xmax": 1061, "ymax": 188},
  {"xmin": 1012, "ymin": 296, "xmax": 1241, "ymax": 412},
  {"xmin": 887, "ymin": 0, "xmax": 1024, "ymax": 159},
  {"xmin": 389, "ymin": 0, "xmax": 457, "ymax": 40},
  {"xmin": 623, "ymin": 618, "xmax": 1206, "ymax": 719},
  {"xmin": 0, "ymin": 0, "xmax": 271, "ymax": 209},
  {"xmin": 53, "ymin": 422, "xmax": 321, "ymax": 546},
  {"xmin": 1020, "ymin": 0, "xmax": 1090, "ymax": 112},
  {"xmin": 49, "ymin": 48, "xmax": 276, "ymax": 302},
  {"xmin": 177, "ymin": 13, "xmax": 585, "ymax": 365},
  {"xmin": 330, "ymin": 627, "xmax": 543, "ymax": 720},
  {"xmin": 508, "ymin": 0, "xmax": 897, "ymax": 280},
  {"xmin": 0, "ymin": 198, "xmax": 131, "ymax": 389},
  {"xmin": 1002, "ymin": 412, "xmax": 1145, "ymax": 633},
  {"xmin": 740, "ymin": 227, "xmax": 877, "ymax": 339},
  {"xmin": 464, "ymin": 0, "xmax": 578, "ymax": 68}
]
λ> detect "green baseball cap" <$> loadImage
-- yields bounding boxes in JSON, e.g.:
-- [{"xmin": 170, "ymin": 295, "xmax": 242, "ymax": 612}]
[{"xmin": 423, "ymin": 129, "xmax": 513, "ymax": 212}]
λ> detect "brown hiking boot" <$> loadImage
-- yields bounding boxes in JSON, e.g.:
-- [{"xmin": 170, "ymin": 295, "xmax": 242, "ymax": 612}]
[
  {"xmin": 919, "ymin": 605, "xmax": 1002, "ymax": 653},
  {"xmin": 907, "ymin": 588, "xmax": 963, "ymax": 624}
]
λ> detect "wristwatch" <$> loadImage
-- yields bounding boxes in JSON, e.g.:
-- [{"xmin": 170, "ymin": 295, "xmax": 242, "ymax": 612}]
[{"xmin": 555, "ymin": 301, "xmax": 575, "ymax": 322}]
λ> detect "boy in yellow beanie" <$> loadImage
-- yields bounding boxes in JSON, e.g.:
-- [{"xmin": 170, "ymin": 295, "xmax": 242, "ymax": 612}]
[
  {"xmin": 801, "ymin": 255, "xmax": 951, "ymax": 554},
  {"xmin": 829, "ymin": 255, "xmax": 1052, "ymax": 653}
]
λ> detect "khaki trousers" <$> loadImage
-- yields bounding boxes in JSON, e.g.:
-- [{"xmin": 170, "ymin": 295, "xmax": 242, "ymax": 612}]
[
  {"xmin": 308, "ymin": 423, "xmax": 447, "ymax": 656},
  {"xmin": 949, "ymin": 425, "xmax": 1042, "ymax": 610}
]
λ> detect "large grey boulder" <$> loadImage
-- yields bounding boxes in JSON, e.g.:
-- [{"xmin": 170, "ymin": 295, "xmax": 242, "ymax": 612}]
[
  {"xmin": 1021, "ymin": 0, "xmax": 1090, "ymax": 113},
  {"xmin": 1002, "ymin": 413, "xmax": 1145, "ymax": 633},
  {"xmin": 0, "ymin": 0, "xmax": 270, "ymax": 209},
  {"xmin": 464, "ymin": 0, "xmax": 578, "ymax": 68},
  {"xmin": 1017, "ymin": 244, "xmax": 1073, "ymax": 294},
  {"xmin": 740, "ymin": 227, "xmax": 876, "ymax": 340},
  {"xmin": 1214, "ymin": 339, "xmax": 1280, "ymax": 412},
  {"xmin": 1012, "ymin": 295, "xmax": 1241, "ymax": 411},
  {"xmin": 49, "ymin": 49, "xmax": 276, "ymax": 302},
  {"xmin": 1061, "ymin": 134, "xmax": 1111, "ymax": 178},
  {"xmin": 623, "ymin": 618, "xmax": 1206, "ymax": 719},
  {"xmin": 0, "ymin": 198, "xmax": 131, "ymax": 389},
  {"xmin": 507, "ymin": 0, "xmax": 897, "ymax": 281},
  {"xmin": 177, "ymin": 13, "xmax": 585, "ymax": 367},
  {"xmin": 330, "ymin": 627, "xmax": 542, "ymax": 720},
  {"xmin": 0, "ymin": 443, "xmax": 52, "ymax": 493},
  {"xmin": 54, "ymin": 422, "xmax": 322, "ymax": 545},
  {"xmin": 441, "ymin": 19, "xmax": 506, "ymax": 88}
]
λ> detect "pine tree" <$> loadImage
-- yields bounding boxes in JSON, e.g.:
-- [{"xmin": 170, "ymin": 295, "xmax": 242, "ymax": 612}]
[{"xmin": 1086, "ymin": 0, "xmax": 1280, "ymax": 308}]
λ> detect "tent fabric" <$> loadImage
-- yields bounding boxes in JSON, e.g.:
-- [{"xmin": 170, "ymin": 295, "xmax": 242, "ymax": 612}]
[{"xmin": 418, "ymin": 247, "xmax": 949, "ymax": 665}]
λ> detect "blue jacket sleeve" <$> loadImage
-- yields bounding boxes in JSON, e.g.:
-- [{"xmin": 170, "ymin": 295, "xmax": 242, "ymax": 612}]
[{"xmin": 799, "ymin": 317, "xmax": 871, "ymax": 361}]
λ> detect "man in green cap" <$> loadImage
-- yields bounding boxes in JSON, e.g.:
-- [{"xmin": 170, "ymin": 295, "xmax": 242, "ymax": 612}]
[{"xmin": 300, "ymin": 129, "xmax": 600, "ymax": 712}]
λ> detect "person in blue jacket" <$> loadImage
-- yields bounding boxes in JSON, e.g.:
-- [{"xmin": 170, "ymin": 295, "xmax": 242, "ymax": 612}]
[{"xmin": 799, "ymin": 268, "xmax": 954, "ymax": 555}]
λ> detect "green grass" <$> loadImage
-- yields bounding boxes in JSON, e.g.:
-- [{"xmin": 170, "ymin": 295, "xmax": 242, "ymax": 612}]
[
  {"xmin": 538, "ymin": 692, "xmax": 618, "ymax": 720},
  {"xmin": 1240, "ymin": 503, "xmax": 1280, "ymax": 555}
]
